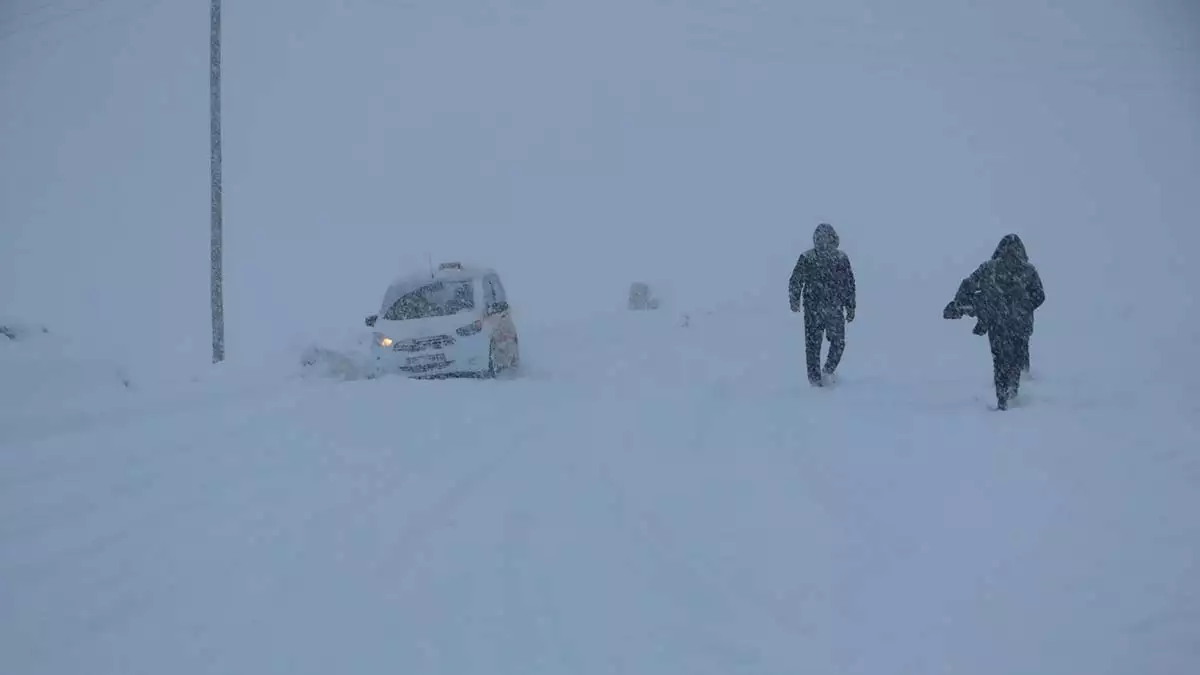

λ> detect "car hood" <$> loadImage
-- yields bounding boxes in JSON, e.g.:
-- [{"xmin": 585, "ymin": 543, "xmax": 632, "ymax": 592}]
[{"xmin": 374, "ymin": 313, "xmax": 478, "ymax": 341}]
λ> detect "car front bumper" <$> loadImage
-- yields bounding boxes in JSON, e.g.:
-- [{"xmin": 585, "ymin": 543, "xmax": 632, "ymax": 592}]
[{"xmin": 369, "ymin": 333, "xmax": 489, "ymax": 376}]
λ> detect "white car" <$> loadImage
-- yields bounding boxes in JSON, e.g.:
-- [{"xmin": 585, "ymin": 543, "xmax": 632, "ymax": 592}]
[{"xmin": 365, "ymin": 262, "xmax": 520, "ymax": 378}]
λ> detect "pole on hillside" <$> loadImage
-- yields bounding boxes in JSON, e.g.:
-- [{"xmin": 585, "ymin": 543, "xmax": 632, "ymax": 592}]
[{"xmin": 210, "ymin": 0, "xmax": 225, "ymax": 363}]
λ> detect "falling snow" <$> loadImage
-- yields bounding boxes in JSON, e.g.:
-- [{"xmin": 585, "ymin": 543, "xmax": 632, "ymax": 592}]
[{"xmin": 2, "ymin": 1, "xmax": 1199, "ymax": 674}]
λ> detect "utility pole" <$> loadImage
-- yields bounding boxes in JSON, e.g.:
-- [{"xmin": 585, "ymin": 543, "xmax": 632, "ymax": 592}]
[{"xmin": 210, "ymin": 0, "xmax": 225, "ymax": 363}]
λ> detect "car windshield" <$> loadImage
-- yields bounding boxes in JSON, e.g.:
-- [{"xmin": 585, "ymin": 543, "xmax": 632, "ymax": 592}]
[{"xmin": 383, "ymin": 279, "xmax": 475, "ymax": 320}]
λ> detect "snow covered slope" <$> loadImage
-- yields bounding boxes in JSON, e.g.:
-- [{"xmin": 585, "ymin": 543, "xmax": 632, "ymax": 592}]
[{"xmin": 3, "ymin": 0, "xmax": 1199, "ymax": 673}]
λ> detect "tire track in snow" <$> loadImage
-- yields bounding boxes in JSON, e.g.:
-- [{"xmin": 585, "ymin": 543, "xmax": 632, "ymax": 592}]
[
  {"xmin": 499, "ymin": 502, "xmax": 589, "ymax": 674},
  {"xmin": 587, "ymin": 426, "xmax": 803, "ymax": 672},
  {"xmin": 0, "ymin": 386, "xmax": 309, "ymax": 555},
  {"xmin": 373, "ymin": 419, "xmax": 541, "ymax": 578},
  {"xmin": 175, "ymin": 387, "xmax": 564, "ymax": 639},
  {"xmin": 4, "ymin": 377, "xmax": 567, "ymax": 674},
  {"xmin": 0, "ymin": 388, "xmax": 320, "ymax": 671}
]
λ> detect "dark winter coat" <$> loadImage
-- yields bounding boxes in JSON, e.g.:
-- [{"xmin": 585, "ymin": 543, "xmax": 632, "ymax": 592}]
[
  {"xmin": 789, "ymin": 223, "xmax": 856, "ymax": 316},
  {"xmin": 944, "ymin": 234, "xmax": 1044, "ymax": 337}
]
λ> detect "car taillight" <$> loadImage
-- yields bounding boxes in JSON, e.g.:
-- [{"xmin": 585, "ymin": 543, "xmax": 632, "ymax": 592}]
[{"xmin": 456, "ymin": 320, "xmax": 483, "ymax": 336}]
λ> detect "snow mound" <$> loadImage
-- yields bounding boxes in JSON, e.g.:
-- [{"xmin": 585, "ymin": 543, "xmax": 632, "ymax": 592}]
[
  {"xmin": 294, "ymin": 325, "xmax": 382, "ymax": 381},
  {"xmin": 0, "ymin": 319, "xmax": 131, "ymax": 407}
]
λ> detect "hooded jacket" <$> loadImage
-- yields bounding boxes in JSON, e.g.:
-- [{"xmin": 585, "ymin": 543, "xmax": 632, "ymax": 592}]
[
  {"xmin": 789, "ymin": 223, "xmax": 856, "ymax": 315},
  {"xmin": 946, "ymin": 234, "xmax": 1044, "ymax": 335},
  {"xmin": 993, "ymin": 233, "xmax": 1029, "ymax": 263}
]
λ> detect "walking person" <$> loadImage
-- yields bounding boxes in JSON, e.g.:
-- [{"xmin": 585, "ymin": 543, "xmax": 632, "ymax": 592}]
[
  {"xmin": 943, "ymin": 234, "xmax": 1045, "ymax": 410},
  {"xmin": 789, "ymin": 223, "xmax": 857, "ymax": 386},
  {"xmin": 990, "ymin": 235, "xmax": 1038, "ymax": 374}
]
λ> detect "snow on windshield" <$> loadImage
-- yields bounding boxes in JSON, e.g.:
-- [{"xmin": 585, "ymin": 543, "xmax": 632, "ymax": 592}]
[{"xmin": 382, "ymin": 280, "xmax": 475, "ymax": 321}]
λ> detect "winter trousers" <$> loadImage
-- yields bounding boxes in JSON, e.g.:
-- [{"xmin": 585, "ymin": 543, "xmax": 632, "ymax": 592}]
[
  {"xmin": 988, "ymin": 327, "xmax": 1029, "ymax": 408},
  {"xmin": 804, "ymin": 307, "xmax": 846, "ymax": 384}
]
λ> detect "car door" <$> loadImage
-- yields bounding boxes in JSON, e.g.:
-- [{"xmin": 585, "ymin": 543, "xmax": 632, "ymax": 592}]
[
  {"xmin": 484, "ymin": 274, "xmax": 516, "ymax": 348},
  {"xmin": 480, "ymin": 275, "xmax": 498, "ymax": 334}
]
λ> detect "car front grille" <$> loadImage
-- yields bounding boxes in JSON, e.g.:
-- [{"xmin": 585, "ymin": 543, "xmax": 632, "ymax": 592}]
[{"xmin": 393, "ymin": 335, "xmax": 455, "ymax": 352}]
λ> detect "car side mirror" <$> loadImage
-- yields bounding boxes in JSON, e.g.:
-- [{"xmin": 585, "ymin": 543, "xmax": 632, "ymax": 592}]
[
  {"xmin": 365, "ymin": 314, "xmax": 378, "ymax": 327},
  {"xmin": 488, "ymin": 301, "xmax": 509, "ymax": 315}
]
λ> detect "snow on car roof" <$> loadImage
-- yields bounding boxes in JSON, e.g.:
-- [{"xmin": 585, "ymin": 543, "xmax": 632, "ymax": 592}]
[{"xmin": 379, "ymin": 263, "xmax": 497, "ymax": 311}]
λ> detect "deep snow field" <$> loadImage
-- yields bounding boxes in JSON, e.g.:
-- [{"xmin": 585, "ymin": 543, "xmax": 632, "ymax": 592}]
[
  {"xmin": 3, "ymin": 303, "xmax": 1199, "ymax": 674},
  {"xmin": 3, "ymin": 0, "xmax": 1200, "ymax": 673}
]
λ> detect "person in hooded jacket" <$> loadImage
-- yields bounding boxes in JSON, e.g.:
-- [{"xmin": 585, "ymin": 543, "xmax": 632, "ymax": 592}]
[
  {"xmin": 944, "ymin": 234, "xmax": 1045, "ymax": 410},
  {"xmin": 994, "ymin": 237, "xmax": 1038, "ymax": 373},
  {"xmin": 789, "ymin": 223, "xmax": 856, "ymax": 386}
]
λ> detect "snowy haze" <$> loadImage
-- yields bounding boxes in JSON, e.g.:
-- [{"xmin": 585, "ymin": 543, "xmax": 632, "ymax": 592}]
[
  {"xmin": 3, "ymin": 0, "xmax": 1198, "ymax": 368},
  {"xmin": 3, "ymin": 1, "xmax": 1200, "ymax": 674}
]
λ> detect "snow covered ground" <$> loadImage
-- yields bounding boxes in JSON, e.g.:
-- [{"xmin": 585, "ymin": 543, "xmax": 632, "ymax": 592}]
[
  {"xmin": 3, "ymin": 302, "xmax": 1199, "ymax": 674},
  {"xmin": 3, "ymin": 0, "xmax": 1200, "ymax": 673}
]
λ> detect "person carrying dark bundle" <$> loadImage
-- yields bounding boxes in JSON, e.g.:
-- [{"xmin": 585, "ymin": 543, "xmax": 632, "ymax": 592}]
[{"xmin": 944, "ymin": 234, "xmax": 1045, "ymax": 410}]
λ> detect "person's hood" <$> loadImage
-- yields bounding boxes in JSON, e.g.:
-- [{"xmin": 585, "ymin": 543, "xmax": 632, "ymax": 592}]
[
  {"xmin": 992, "ymin": 234, "xmax": 1028, "ymax": 263},
  {"xmin": 813, "ymin": 223, "xmax": 839, "ymax": 251}
]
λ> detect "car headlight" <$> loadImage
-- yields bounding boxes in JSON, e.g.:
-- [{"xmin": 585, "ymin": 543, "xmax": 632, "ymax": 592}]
[
  {"xmin": 374, "ymin": 332, "xmax": 393, "ymax": 348},
  {"xmin": 456, "ymin": 320, "xmax": 483, "ymax": 337}
]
